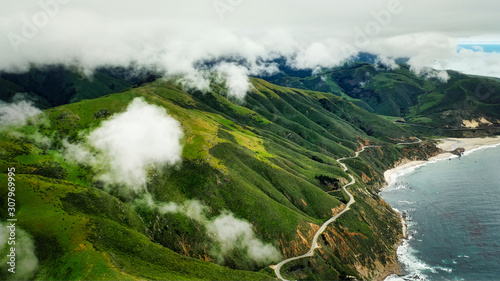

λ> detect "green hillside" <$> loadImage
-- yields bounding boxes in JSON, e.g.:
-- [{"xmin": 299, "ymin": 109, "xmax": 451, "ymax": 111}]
[
  {"xmin": 0, "ymin": 65, "xmax": 151, "ymax": 108},
  {"xmin": 409, "ymin": 76, "xmax": 500, "ymax": 127},
  {"xmin": 1, "ymin": 76, "xmax": 440, "ymax": 280},
  {"xmin": 265, "ymin": 62, "xmax": 500, "ymax": 136}
]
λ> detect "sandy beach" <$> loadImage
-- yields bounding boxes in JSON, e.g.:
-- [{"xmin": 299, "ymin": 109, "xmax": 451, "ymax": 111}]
[
  {"xmin": 380, "ymin": 136, "xmax": 500, "ymax": 281},
  {"xmin": 384, "ymin": 136, "xmax": 500, "ymax": 185},
  {"xmin": 380, "ymin": 136, "xmax": 500, "ymax": 280}
]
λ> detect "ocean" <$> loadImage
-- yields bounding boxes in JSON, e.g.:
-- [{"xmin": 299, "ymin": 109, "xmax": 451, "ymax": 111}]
[{"xmin": 381, "ymin": 144, "xmax": 500, "ymax": 281}]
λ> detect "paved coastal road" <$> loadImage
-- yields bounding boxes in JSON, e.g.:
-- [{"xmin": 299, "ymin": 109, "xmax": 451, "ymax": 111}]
[
  {"xmin": 273, "ymin": 139, "xmax": 422, "ymax": 280},
  {"xmin": 273, "ymin": 145, "xmax": 379, "ymax": 281},
  {"xmin": 273, "ymin": 174, "xmax": 356, "ymax": 281},
  {"xmin": 396, "ymin": 137, "xmax": 422, "ymax": 145}
]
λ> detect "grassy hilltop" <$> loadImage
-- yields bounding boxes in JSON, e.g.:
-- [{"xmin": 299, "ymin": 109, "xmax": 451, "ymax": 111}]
[
  {"xmin": 264, "ymin": 61, "xmax": 500, "ymax": 137},
  {"xmin": 0, "ymin": 70, "xmax": 447, "ymax": 280}
]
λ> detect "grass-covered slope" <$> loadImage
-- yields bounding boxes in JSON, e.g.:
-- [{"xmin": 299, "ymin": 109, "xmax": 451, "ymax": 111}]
[
  {"xmin": 0, "ymin": 65, "xmax": 148, "ymax": 108},
  {"xmin": 264, "ymin": 62, "xmax": 500, "ymax": 136},
  {"xmin": 0, "ymin": 173, "xmax": 272, "ymax": 281},
  {"xmin": 265, "ymin": 63, "xmax": 437, "ymax": 117},
  {"xmin": 409, "ymin": 76, "xmax": 500, "ymax": 127},
  {"xmin": 1, "ymin": 78, "xmax": 438, "ymax": 280}
]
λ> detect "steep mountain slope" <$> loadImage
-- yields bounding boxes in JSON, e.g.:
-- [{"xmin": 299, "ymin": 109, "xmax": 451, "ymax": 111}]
[
  {"xmin": 1, "ymin": 77, "xmax": 439, "ymax": 280},
  {"xmin": 409, "ymin": 76, "xmax": 500, "ymax": 127},
  {"xmin": 262, "ymin": 62, "xmax": 438, "ymax": 116},
  {"xmin": 264, "ymin": 62, "xmax": 500, "ymax": 135},
  {"xmin": 0, "ymin": 65, "xmax": 157, "ymax": 108}
]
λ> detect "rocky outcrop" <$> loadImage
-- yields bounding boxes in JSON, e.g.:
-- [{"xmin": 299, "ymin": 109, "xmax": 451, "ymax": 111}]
[{"xmin": 451, "ymin": 147, "xmax": 465, "ymax": 156}]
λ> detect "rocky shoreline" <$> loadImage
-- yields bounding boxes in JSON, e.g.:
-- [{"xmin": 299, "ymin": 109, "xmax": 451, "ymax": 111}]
[
  {"xmin": 384, "ymin": 137, "xmax": 500, "ymax": 185},
  {"xmin": 378, "ymin": 136, "xmax": 500, "ymax": 281}
]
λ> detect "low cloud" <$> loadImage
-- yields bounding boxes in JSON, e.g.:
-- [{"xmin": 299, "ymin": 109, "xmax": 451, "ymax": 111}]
[
  {"xmin": 214, "ymin": 62, "xmax": 251, "ymax": 100},
  {"xmin": 374, "ymin": 56, "xmax": 399, "ymax": 71},
  {"xmin": 409, "ymin": 65, "xmax": 450, "ymax": 82},
  {"xmin": 64, "ymin": 97, "xmax": 183, "ymax": 193},
  {"xmin": 175, "ymin": 71, "xmax": 211, "ymax": 94},
  {"xmin": 1, "ymin": 1, "xmax": 500, "ymax": 100},
  {"xmin": 0, "ymin": 95, "xmax": 52, "ymax": 147},
  {"xmin": 0, "ymin": 224, "xmax": 39, "ymax": 280},
  {"xmin": 439, "ymin": 49, "xmax": 500, "ymax": 78},
  {"xmin": 289, "ymin": 39, "xmax": 358, "ymax": 72},
  {"xmin": 62, "ymin": 97, "xmax": 279, "ymax": 264},
  {"xmin": 0, "ymin": 95, "xmax": 42, "ymax": 126},
  {"xmin": 140, "ymin": 195, "xmax": 282, "ymax": 264},
  {"xmin": 207, "ymin": 213, "xmax": 281, "ymax": 264}
]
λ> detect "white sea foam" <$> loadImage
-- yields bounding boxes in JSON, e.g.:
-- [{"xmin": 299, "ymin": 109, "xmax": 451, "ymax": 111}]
[
  {"xmin": 384, "ymin": 147, "xmax": 483, "ymax": 188},
  {"xmin": 384, "ymin": 182, "xmax": 412, "ymax": 192},
  {"xmin": 386, "ymin": 166, "xmax": 421, "ymax": 185},
  {"xmin": 398, "ymin": 200, "xmax": 417, "ymax": 205},
  {"xmin": 385, "ymin": 159, "xmax": 442, "ymax": 188},
  {"xmin": 384, "ymin": 143, "xmax": 500, "ymax": 281},
  {"xmin": 384, "ymin": 239, "xmax": 432, "ymax": 280},
  {"xmin": 463, "ymin": 142, "xmax": 500, "ymax": 156},
  {"xmin": 435, "ymin": 265, "xmax": 453, "ymax": 273}
]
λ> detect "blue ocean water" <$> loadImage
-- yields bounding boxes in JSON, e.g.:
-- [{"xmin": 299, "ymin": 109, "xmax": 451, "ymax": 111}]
[{"xmin": 381, "ymin": 144, "xmax": 500, "ymax": 281}]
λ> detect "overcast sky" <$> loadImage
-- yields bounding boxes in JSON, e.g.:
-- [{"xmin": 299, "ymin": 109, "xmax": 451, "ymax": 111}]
[{"xmin": 1, "ymin": 0, "xmax": 500, "ymax": 80}]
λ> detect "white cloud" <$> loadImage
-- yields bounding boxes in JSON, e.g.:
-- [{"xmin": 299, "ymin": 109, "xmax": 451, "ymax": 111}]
[
  {"xmin": 0, "ymin": 94, "xmax": 52, "ymax": 147},
  {"xmin": 214, "ymin": 62, "xmax": 251, "ymax": 100},
  {"xmin": 439, "ymin": 49, "xmax": 500, "ymax": 78},
  {"xmin": 143, "ymin": 197, "xmax": 282, "ymax": 264},
  {"xmin": 207, "ymin": 212, "xmax": 281, "ymax": 264},
  {"xmin": 290, "ymin": 39, "xmax": 358, "ymax": 71},
  {"xmin": 0, "ymin": 224, "xmax": 39, "ymax": 280},
  {"xmin": 375, "ymin": 56, "xmax": 399, "ymax": 70},
  {"xmin": 63, "ymin": 140, "xmax": 100, "ymax": 166},
  {"xmin": 61, "ymin": 96, "xmax": 281, "ymax": 265},
  {"xmin": 409, "ymin": 65, "xmax": 450, "ymax": 83},
  {"xmin": 0, "ymin": 97, "xmax": 42, "ymax": 126},
  {"xmin": 64, "ymin": 97, "xmax": 183, "ymax": 192},
  {"xmin": 1, "ymin": 0, "xmax": 500, "ymax": 97}
]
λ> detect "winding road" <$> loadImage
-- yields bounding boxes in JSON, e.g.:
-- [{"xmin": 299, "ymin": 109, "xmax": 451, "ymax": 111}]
[
  {"xmin": 273, "ymin": 138, "xmax": 422, "ymax": 280},
  {"xmin": 396, "ymin": 137, "xmax": 422, "ymax": 146},
  {"xmin": 273, "ymin": 145, "xmax": 380, "ymax": 281}
]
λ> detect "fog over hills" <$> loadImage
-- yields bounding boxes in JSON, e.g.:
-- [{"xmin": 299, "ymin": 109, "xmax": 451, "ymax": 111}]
[
  {"xmin": 1, "ymin": 1, "xmax": 499, "ymax": 281},
  {"xmin": 1, "ymin": 0, "xmax": 500, "ymax": 96}
]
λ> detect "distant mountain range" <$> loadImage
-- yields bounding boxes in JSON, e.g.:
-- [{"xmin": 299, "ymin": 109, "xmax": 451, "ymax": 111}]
[{"xmin": 260, "ymin": 57, "xmax": 500, "ymax": 137}]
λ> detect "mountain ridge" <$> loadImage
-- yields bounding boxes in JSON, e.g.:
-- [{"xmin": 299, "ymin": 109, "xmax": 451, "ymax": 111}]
[{"xmin": 261, "ymin": 61, "xmax": 500, "ymax": 137}]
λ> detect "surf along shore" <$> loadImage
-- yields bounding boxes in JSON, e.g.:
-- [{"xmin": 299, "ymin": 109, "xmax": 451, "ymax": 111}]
[
  {"xmin": 384, "ymin": 137, "xmax": 500, "ymax": 185},
  {"xmin": 377, "ymin": 136, "xmax": 500, "ymax": 281}
]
